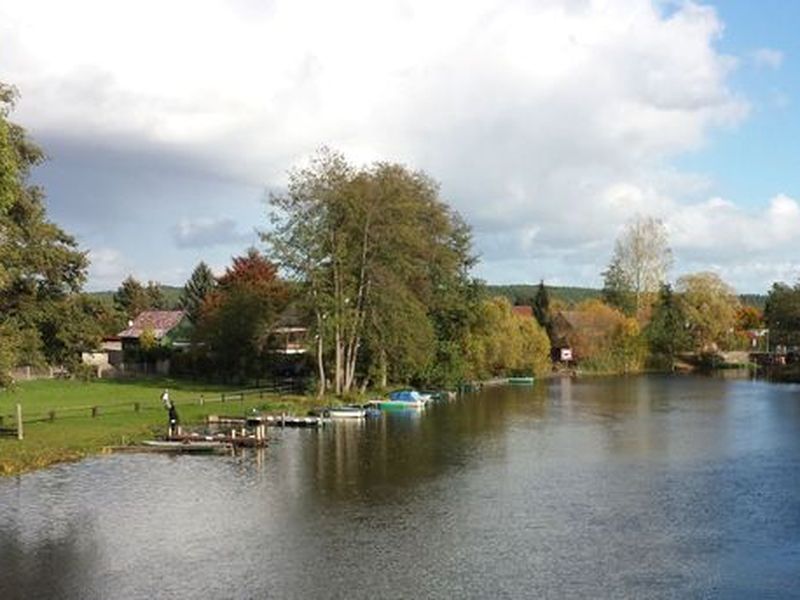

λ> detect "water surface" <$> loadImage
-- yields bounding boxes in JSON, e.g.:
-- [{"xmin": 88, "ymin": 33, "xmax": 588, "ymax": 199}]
[{"xmin": 1, "ymin": 375, "xmax": 799, "ymax": 598}]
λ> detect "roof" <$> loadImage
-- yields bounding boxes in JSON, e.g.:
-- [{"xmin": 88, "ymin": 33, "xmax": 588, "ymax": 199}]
[
  {"xmin": 118, "ymin": 310, "xmax": 187, "ymax": 339},
  {"xmin": 512, "ymin": 305, "xmax": 533, "ymax": 318}
]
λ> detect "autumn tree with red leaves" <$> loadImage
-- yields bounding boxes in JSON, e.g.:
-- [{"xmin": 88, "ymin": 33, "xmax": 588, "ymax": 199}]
[{"xmin": 195, "ymin": 248, "xmax": 290, "ymax": 380}]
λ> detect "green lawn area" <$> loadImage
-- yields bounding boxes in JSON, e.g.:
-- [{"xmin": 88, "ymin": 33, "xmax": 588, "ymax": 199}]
[{"xmin": 0, "ymin": 377, "xmax": 323, "ymax": 476}]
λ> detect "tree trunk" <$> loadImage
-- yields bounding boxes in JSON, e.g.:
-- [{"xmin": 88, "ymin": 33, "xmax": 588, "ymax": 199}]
[
  {"xmin": 315, "ymin": 312, "xmax": 326, "ymax": 398},
  {"xmin": 379, "ymin": 348, "xmax": 388, "ymax": 389}
]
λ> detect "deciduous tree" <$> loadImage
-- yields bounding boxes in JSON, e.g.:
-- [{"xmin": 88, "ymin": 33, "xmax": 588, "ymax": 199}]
[
  {"xmin": 676, "ymin": 272, "xmax": 740, "ymax": 352},
  {"xmin": 603, "ymin": 216, "xmax": 672, "ymax": 316}
]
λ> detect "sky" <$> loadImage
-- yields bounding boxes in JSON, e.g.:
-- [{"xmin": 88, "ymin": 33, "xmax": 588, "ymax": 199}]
[{"xmin": 1, "ymin": 0, "xmax": 798, "ymax": 293}]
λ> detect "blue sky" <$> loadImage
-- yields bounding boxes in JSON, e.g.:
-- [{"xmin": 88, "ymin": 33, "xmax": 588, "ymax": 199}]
[
  {"xmin": 678, "ymin": 0, "xmax": 800, "ymax": 206},
  {"xmin": 1, "ymin": 0, "xmax": 799, "ymax": 293}
]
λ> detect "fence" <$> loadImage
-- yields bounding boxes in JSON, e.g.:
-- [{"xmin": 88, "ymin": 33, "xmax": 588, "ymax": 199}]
[{"xmin": 0, "ymin": 378, "xmax": 306, "ymax": 439}]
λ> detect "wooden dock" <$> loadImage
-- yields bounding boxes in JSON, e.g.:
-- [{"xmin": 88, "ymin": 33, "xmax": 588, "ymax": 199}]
[{"xmin": 208, "ymin": 414, "xmax": 330, "ymax": 428}]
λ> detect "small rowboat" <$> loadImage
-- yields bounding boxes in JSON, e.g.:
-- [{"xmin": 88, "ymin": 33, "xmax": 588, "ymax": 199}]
[
  {"xmin": 507, "ymin": 376, "xmax": 535, "ymax": 385},
  {"xmin": 326, "ymin": 406, "xmax": 367, "ymax": 419}
]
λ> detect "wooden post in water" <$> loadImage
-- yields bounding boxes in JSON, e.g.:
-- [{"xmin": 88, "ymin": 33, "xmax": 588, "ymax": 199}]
[{"xmin": 16, "ymin": 404, "xmax": 23, "ymax": 440}]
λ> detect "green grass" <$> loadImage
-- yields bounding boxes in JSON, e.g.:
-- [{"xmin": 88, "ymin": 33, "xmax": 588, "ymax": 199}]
[{"xmin": 0, "ymin": 378, "xmax": 324, "ymax": 476}]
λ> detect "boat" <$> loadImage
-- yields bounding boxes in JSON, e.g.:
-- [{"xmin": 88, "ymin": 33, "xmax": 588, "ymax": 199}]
[
  {"xmin": 370, "ymin": 389, "xmax": 427, "ymax": 410},
  {"xmin": 507, "ymin": 376, "xmax": 535, "ymax": 385},
  {"xmin": 325, "ymin": 406, "xmax": 366, "ymax": 419}
]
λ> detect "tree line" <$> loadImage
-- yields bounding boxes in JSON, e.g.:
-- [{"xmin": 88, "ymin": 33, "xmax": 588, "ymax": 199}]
[{"xmin": 4, "ymin": 80, "xmax": 800, "ymax": 390}]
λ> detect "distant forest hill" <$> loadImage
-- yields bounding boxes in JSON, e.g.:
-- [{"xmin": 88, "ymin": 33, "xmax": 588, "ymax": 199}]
[
  {"xmin": 88, "ymin": 283, "xmax": 767, "ymax": 312},
  {"xmin": 487, "ymin": 285, "xmax": 767, "ymax": 311},
  {"xmin": 88, "ymin": 285, "xmax": 184, "ymax": 309}
]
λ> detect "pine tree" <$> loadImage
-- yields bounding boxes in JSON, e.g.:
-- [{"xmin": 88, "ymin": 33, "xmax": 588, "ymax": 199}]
[
  {"xmin": 532, "ymin": 280, "xmax": 551, "ymax": 332},
  {"xmin": 180, "ymin": 261, "xmax": 216, "ymax": 323},
  {"xmin": 113, "ymin": 276, "xmax": 148, "ymax": 319}
]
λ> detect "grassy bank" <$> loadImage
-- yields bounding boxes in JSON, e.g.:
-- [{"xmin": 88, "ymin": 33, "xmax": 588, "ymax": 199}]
[{"xmin": 0, "ymin": 378, "xmax": 323, "ymax": 476}]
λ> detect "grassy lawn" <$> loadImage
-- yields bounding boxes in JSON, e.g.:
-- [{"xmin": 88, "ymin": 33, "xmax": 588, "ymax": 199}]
[{"xmin": 0, "ymin": 377, "xmax": 324, "ymax": 476}]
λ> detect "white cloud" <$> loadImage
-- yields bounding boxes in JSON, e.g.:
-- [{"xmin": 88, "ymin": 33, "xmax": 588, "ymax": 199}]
[
  {"xmin": 86, "ymin": 247, "xmax": 132, "ymax": 291},
  {"xmin": 2, "ymin": 0, "xmax": 783, "ymax": 290},
  {"xmin": 750, "ymin": 47, "xmax": 784, "ymax": 70},
  {"xmin": 173, "ymin": 217, "xmax": 252, "ymax": 248}
]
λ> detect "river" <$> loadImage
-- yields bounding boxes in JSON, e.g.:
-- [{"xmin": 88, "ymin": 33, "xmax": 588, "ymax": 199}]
[{"xmin": 1, "ymin": 374, "xmax": 799, "ymax": 598}]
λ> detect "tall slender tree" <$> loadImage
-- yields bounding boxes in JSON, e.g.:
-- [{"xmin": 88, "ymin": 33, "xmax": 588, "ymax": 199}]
[
  {"xmin": 532, "ymin": 280, "xmax": 552, "ymax": 332},
  {"xmin": 180, "ymin": 261, "xmax": 216, "ymax": 323},
  {"xmin": 603, "ymin": 216, "xmax": 672, "ymax": 316}
]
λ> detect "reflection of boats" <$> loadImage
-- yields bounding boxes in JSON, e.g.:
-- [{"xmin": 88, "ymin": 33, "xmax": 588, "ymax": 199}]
[
  {"xmin": 507, "ymin": 376, "xmax": 535, "ymax": 385},
  {"xmin": 326, "ymin": 406, "xmax": 366, "ymax": 419}
]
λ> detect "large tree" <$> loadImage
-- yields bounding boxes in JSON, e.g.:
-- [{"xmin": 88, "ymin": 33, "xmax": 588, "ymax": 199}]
[
  {"xmin": 676, "ymin": 272, "xmax": 740, "ymax": 352},
  {"xmin": 603, "ymin": 216, "xmax": 672, "ymax": 316},
  {"xmin": 264, "ymin": 149, "xmax": 478, "ymax": 395},
  {"xmin": 764, "ymin": 282, "xmax": 800, "ymax": 347},
  {"xmin": 0, "ymin": 83, "xmax": 89, "ymax": 383}
]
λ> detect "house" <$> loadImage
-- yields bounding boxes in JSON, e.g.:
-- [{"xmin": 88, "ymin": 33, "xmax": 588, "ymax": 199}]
[
  {"xmin": 512, "ymin": 305, "xmax": 534, "ymax": 319},
  {"xmin": 117, "ymin": 310, "xmax": 192, "ymax": 353},
  {"xmin": 270, "ymin": 305, "xmax": 308, "ymax": 355},
  {"xmin": 550, "ymin": 311, "xmax": 590, "ymax": 363}
]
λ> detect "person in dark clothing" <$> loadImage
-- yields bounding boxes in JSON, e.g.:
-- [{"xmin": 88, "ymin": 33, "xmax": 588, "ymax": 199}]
[{"xmin": 161, "ymin": 389, "xmax": 180, "ymax": 437}]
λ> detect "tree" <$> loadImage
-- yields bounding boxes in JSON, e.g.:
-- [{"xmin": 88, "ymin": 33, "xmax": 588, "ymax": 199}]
[
  {"xmin": 645, "ymin": 284, "xmax": 690, "ymax": 366},
  {"xmin": 676, "ymin": 272, "xmax": 740, "ymax": 352},
  {"xmin": 194, "ymin": 249, "xmax": 289, "ymax": 380},
  {"xmin": 180, "ymin": 261, "xmax": 216, "ymax": 323},
  {"xmin": 264, "ymin": 149, "xmax": 479, "ymax": 396},
  {"xmin": 532, "ymin": 280, "xmax": 552, "ymax": 333},
  {"xmin": 113, "ymin": 276, "xmax": 167, "ymax": 318},
  {"xmin": 603, "ymin": 216, "xmax": 672, "ymax": 316},
  {"xmin": 145, "ymin": 281, "xmax": 167, "ymax": 310},
  {"xmin": 0, "ymin": 83, "xmax": 89, "ymax": 383},
  {"xmin": 736, "ymin": 305, "xmax": 763, "ymax": 331},
  {"xmin": 764, "ymin": 282, "xmax": 800, "ymax": 347},
  {"xmin": 114, "ymin": 276, "xmax": 148, "ymax": 319},
  {"xmin": 464, "ymin": 297, "xmax": 551, "ymax": 379},
  {"xmin": 565, "ymin": 299, "xmax": 645, "ymax": 372},
  {"xmin": 602, "ymin": 256, "xmax": 636, "ymax": 316}
]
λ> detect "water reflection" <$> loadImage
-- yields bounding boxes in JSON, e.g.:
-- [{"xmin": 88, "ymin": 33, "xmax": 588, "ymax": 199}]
[{"xmin": 1, "ymin": 375, "xmax": 799, "ymax": 598}]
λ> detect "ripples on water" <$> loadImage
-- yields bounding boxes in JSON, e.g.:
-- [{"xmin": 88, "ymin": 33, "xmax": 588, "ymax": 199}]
[{"xmin": 1, "ymin": 375, "xmax": 800, "ymax": 599}]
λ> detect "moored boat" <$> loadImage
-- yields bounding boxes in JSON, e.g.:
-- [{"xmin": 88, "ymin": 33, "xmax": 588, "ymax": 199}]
[
  {"xmin": 507, "ymin": 376, "xmax": 535, "ymax": 385},
  {"xmin": 326, "ymin": 406, "xmax": 367, "ymax": 419}
]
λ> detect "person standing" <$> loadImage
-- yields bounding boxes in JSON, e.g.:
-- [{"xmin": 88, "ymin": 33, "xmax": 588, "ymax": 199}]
[{"xmin": 161, "ymin": 389, "xmax": 179, "ymax": 437}]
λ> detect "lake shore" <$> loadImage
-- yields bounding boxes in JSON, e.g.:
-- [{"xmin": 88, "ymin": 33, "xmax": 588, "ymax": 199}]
[{"xmin": 0, "ymin": 378, "xmax": 327, "ymax": 476}]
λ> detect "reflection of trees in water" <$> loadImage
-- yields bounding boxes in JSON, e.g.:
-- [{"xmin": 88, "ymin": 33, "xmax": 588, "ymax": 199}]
[
  {"xmin": 0, "ymin": 517, "xmax": 99, "ymax": 600},
  {"xmin": 305, "ymin": 386, "xmax": 549, "ymax": 502},
  {"xmin": 560, "ymin": 374, "xmax": 731, "ymax": 458}
]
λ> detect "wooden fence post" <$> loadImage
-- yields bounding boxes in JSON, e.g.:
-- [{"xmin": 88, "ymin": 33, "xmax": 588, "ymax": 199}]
[
  {"xmin": 91, "ymin": 406, "xmax": 99, "ymax": 418},
  {"xmin": 134, "ymin": 402, "xmax": 140, "ymax": 413},
  {"xmin": 49, "ymin": 410, "xmax": 56, "ymax": 422},
  {"xmin": 16, "ymin": 404, "xmax": 23, "ymax": 440}
]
